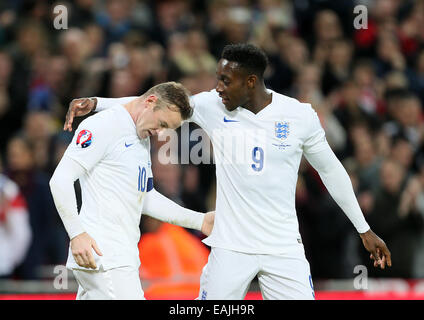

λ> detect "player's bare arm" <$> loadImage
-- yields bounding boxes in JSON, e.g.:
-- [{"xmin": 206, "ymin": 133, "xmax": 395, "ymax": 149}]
[
  {"xmin": 70, "ymin": 232, "xmax": 103, "ymax": 269},
  {"xmin": 360, "ymin": 229, "xmax": 392, "ymax": 269},
  {"xmin": 64, "ymin": 98, "xmax": 97, "ymax": 132}
]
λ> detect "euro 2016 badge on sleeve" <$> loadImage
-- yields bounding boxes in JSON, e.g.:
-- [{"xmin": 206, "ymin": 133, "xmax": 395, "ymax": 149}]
[
  {"xmin": 275, "ymin": 121, "xmax": 289, "ymax": 140},
  {"xmin": 76, "ymin": 129, "xmax": 93, "ymax": 148}
]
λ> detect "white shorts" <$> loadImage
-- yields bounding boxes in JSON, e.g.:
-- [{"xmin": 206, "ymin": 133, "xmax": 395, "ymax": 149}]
[
  {"xmin": 72, "ymin": 265, "xmax": 145, "ymax": 300},
  {"xmin": 198, "ymin": 247, "xmax": 315, "ymax": 300}
]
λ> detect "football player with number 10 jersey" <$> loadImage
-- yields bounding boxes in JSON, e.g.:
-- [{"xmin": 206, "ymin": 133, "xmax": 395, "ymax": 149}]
[{"xmin": 51, "ymin": 82, "xmax": 214, "ymax": 300}]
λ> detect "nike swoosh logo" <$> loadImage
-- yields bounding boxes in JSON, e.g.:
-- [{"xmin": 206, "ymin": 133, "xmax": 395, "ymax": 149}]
[
  {"xmin": 223, "ymin": 117, "xmax": 239, "ymax": 123},
  {"xmin": 125, "ymin": 142, "xmax": 133, "ymax": 148}
]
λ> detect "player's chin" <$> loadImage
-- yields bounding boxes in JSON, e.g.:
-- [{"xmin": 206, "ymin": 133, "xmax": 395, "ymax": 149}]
[
  {"xmin": 139, "ymin": 130, "xmax": 151, "ymax": 139},
  {"xmin": 223, "ymin": 102, "xmax": 237, "ymax": 111}
]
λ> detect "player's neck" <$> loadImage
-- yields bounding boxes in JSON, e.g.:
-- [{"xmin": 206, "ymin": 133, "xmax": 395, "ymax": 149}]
[
  {"xmin": 124, "ymin": 98, "xmax": 143, "ymax": 124},
  {"xmin": 244, "ymin": 88, "xmax": 272, "ymax": 115}
]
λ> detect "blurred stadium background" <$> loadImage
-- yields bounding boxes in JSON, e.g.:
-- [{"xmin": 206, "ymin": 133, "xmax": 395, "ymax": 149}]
[{"xmin": 1, "ymin": 0, "xmax": 424, "ymax": 300}]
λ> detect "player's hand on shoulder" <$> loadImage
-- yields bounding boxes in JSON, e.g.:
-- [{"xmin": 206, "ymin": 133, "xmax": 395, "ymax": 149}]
[
  {"xmin": 70, "ymin": 232, "xmax": 103, "ymax": 269},
  {"xmin": 201, "ymin": 211, "xmax": 215, "ymax": 236},
  {"xmin": 360, "ymin": 229, "xmax": 392, "ymax": 270},
  {"xmin": 64, "ymin": 98, "xmax": 97, "ymax": 132}
]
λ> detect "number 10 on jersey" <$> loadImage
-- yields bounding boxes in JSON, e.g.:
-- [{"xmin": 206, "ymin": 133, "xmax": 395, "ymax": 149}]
[{"xmin": 138, "ymin": 166, "xmax": 147, "ymax": 192}]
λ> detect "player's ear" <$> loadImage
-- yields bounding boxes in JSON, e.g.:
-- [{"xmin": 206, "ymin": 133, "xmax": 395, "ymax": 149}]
[
  {"xmin": 146, "ymin": 95, "xmax": 158, "ymax": 108},
  {"xmin": 247, "ymin": 75, "xmax": 257, "ymax": 89}
]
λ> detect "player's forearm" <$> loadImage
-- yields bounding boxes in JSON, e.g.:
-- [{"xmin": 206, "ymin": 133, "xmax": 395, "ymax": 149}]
[
  {"xmin": 142, "ymin": 188, "xmax": 204, "ymax": 230},
  {"xmin": 49, "ymin": 156, "xmax": 86, "ymax": 239},
  {"xmin": 94, "ymin": 96, "xmax": 138, "ymax": 112},
  {"xmin": 305, "ymin": 145, "xmax": 370, "ymax": 233}
]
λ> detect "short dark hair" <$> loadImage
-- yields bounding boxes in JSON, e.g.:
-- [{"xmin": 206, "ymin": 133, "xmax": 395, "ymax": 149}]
[
  {"xmin": 144, "ymin": 82, "xmax": 193, "ymax": 120},
  {"xmin": 221, "ymin": 43, "xmax": 269, "ymax": 78}
]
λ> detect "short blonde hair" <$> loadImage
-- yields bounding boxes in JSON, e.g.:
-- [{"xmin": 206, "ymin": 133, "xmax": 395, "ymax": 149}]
[{"xmin": 143, "ymin": 82, "xmax": 193, "ymax": 120}]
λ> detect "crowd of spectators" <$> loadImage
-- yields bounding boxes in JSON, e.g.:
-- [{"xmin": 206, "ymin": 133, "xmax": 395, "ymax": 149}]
[{"xmin": 0, "ymin": 0, "xmax": 424, "ymax": 281}]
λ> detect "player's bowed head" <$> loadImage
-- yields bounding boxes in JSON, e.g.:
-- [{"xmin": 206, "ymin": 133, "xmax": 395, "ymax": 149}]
[{"xmin": 123, "ymin": 82, "xmax": 192, "ymax": 139}]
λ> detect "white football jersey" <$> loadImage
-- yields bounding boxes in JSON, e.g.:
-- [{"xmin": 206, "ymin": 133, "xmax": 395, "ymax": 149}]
[
  {"xmin": 64, "ymin": 105, "xmax": 153, "ymax": 270},
  {"xmin": 190, "ymin": 89, "xmax": 330, "ymax": 254}
]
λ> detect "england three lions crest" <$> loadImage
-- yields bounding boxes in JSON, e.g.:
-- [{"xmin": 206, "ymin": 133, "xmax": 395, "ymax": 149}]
[{"xmin": 275, "ymin": 121, "xmax": 290, "ymax": 140}]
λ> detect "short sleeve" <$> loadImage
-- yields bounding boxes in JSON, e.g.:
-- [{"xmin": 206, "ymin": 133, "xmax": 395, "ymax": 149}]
[
  {"xmin": 302, "ymin": 104, "xmax": 328, "ymax": 154},
  {"xmin": 64, "ymin": 116, "xmax": 112, "ymax": 172}
]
